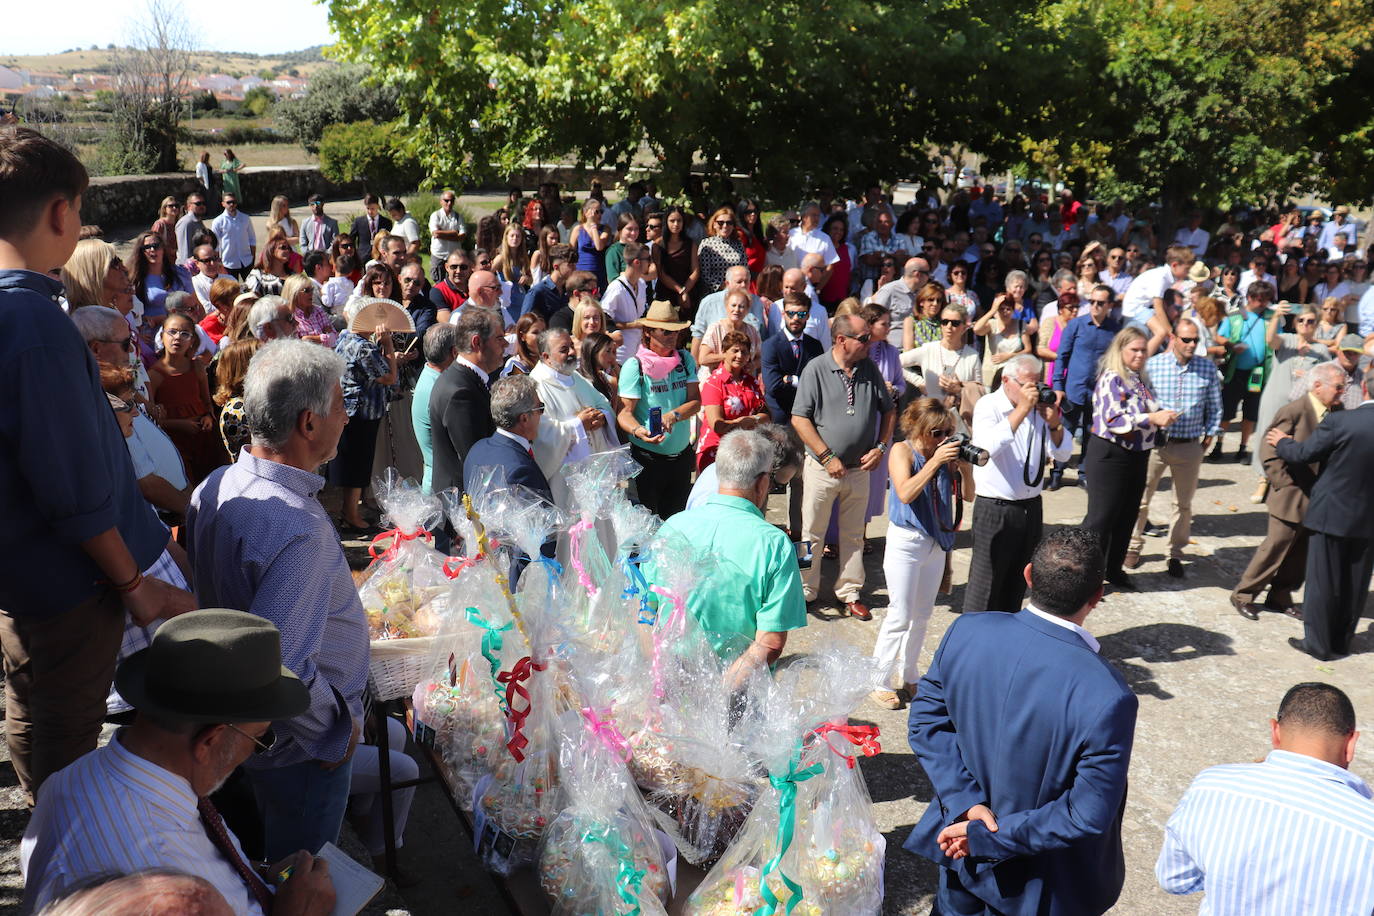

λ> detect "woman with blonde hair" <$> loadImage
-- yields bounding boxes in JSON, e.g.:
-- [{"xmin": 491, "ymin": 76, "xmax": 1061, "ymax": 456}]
[
  {"xmin": 1082, "ymin": 325, "xmax": 1178, "ymax": 588},
  {"xmin": 61, "ymin": 238, "xmax": 123, "ymax": 310},
  {"xmin": 150, "ymin": 196, "xmax": 181, "ymax": 254},
  {"xmin": 281, "ymin": 273, "xmax": 335, "ymax": 347},
  {"xmin": 212, "ymin": 337, "xmax": 262, "ymax": 459},
  {"xmin": 268, "ymin": 195, "xmax": 299, "ymax": 246},
  {"xmin": 696, "ymin": 204, "xmax": 748, "ymax": 297},
  {"xmin": 870, "ymin": 396, "xmax": 974, "ymax": 709},
  {"xmin": 572, "ymin": 296, "xmax": 622, "ymax": 351},
  {"xmin": 903, "ymin": 281, "xmax": 947, "ymax": 350},
  {"xmin": 492, "ymin": 221, "xmax": 531, "ymax": 293},
  {"xmin": 528, "ymin": 224, "xmax": 561, "ymax": 286}
]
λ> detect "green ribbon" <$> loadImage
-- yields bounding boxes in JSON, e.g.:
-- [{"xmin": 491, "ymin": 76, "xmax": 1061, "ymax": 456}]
[
  {"xmin": 757, "ymin": 747, "xmax": 824, "ymax": 916},
  {"xmin": 464, "ymin": 606, "xmax": 513, "ymax": 714},
  {"xmin": 581, "ymin": 824, "xmax": 646, "ymax": 915}
]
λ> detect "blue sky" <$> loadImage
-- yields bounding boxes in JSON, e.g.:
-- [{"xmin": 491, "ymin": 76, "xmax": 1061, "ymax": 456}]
[{"xmin": 4, "ymin": 0, "xmax": 336, "ymax": 56}]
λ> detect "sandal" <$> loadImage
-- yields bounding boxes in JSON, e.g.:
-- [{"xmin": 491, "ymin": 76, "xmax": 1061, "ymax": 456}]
[{"xmin": 870, "ymin": 690, "xmax": 902, "ymax": 710}]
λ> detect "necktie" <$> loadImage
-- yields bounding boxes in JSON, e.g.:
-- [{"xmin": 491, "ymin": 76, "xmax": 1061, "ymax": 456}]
[
  {"xmin": 198, "ymin": 796, "xmax": 275, "ymax": 914},
  {"xmin": 369, "ymin": 217, "xmax": 376, "ymax": 236},
  {"xmin": 527, "ymin": 447, "xmax": 535, "ymax": 458},
  {"xmin": 791, "ymin": 338, "xmax": 801, "ymax": 361}
]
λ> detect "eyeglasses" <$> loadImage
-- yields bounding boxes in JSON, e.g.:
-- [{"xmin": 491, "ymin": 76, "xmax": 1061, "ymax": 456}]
[
  {"xmin": 1295, "ymin": 318, "xmax": 1316, "ymax": 325},
  {"xmin": 839, "ymin": 332, "xmax": 872, "ymax": 343},
  {"xmin": 1089, "ymin": 298, "xmax": 1112, "ymax": 306},
  {"xmin": 106, "ymin": 394, "xmax": 135, "ymax": 414},
  {"xmin": 441, "ymin": 197, "xmax": 455, "ymax": 203},
  {"xmin": 195, "ymin": 255, "xmax": 221, "ymax": 264},
  {"xmin": 784, "ymin": 310, "xmax": 809, "ymax": 318},
  {"xmin": 1177, "ymin": 336, "xmax": 1199, "ymax": 343},
  {"xmin": 478, "ymin": 259, "xmax": 493, "ymax": 267},
  {"xmin": 714, "ymin": 220, "xmax": 734, "ymax": 227},
  {"xmin": 223, "ymin": 200, "xmax": 237, "ymax": 206},
  {"xmin": 164, "ymin": 328, "xmax": 195, "ymax": 340},
  {"xmin": 939, "ymin": 318, "xmax": 964, "ymax": 327},
  {"xmin": 141, "ymin": 242, "xmax": 162, "ymax": 252},
  {"xmin": 102, "ymin": 334, "xmax": 136, "ymax": 351},
  {"xmin": 1108, "ymin": 254, "xmax": 1124, "ymax": 260},
  {"xmin": 927, "ymin": 428, "xmax": 951, "ymax": 439},
  {"xmin": 226, "ymin": 723, "xmax": 277, "ymax": 754}
]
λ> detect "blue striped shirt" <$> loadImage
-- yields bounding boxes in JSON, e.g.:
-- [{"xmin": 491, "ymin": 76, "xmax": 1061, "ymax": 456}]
[
  {"xmin": 1157, "ymin": 749, "xmax": 1374, "ymax": 914},
  {"xmin": 187, "ymin": 451, "xmax": 369, "ymax": 766},
  {"xmin": 21, "ymin": 730, "xmax": 265, "ymax": 915},
  {"xmin": 1146, "ymin": 350, "xmax": 1223, "ymax": 439}
]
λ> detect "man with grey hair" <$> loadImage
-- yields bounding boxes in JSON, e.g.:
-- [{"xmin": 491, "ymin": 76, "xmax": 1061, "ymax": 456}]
[
  {"xmin": 186, "ymin": 339, "xmax": 368, "ymax": 862},
  {"xmin": 530, "ymin": 328, "xmax": 617, "ymax": 509},
  {"xmin": 652, "ymin": 427, "xmax": 807, "ymax": 682},
  {"xmin": 966, "ymin": 352, "xmax": 1071, "ymax": 614},
  {"xmin": 413, "ymin": 323, "xmax": 458, "ymax": 494},
  {"xmin": 37, "ymin": 869, "xmax": 234, "ymax": 916},
  {"xmin": 247, "ymin": 295, "xmax": 296, "ymax": 341},
  {"xmin": 1232, "ymin": 360, "xmax": 1348, "ymax": 621},
  {"xmin": 1125, "ymin": 317, "xmax": 1222, "ymax": 578},
  {"xmin": 872, "ymin": 257, "xmax": 932, "ymax": 346}
]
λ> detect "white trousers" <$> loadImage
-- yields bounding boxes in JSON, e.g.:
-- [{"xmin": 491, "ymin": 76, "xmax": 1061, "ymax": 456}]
[
  {"xmin": 873, "ymin": 523, "xmax": 946, "ymax": 687},
  {"xmin": 348, "ymin": 717, "xmax": 419, "ymax": 856}
]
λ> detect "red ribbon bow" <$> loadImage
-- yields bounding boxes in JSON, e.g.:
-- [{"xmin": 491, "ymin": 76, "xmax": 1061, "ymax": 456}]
[
  {"xmin": 368, "ymin": 527, "xmax": 433, "ymax": 561},
  {"xmin": 442, "ymin": 554, "xmax": 478, "ymax": 579},
  {"xmin": 496, "ymin": 655, "xmax": 547, "ymax": 762},
  {"xmin": 808, "ymin": 721, "xmax": 882, "ymax": 769}
]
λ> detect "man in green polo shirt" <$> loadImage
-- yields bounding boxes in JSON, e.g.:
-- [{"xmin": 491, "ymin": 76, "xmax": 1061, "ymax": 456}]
[{"xmin": 652, "ymin": 428, "xmax": 807, "ymax": 682}]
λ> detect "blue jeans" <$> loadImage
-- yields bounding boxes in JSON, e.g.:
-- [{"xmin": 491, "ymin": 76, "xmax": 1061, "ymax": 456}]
[{"xmin": 247, "ymin": 758, "xmax": 354, "ymax": 861}]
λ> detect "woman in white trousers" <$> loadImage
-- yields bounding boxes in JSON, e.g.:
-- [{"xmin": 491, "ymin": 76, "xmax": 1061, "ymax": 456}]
[{"xmin": 872, "ymin": 398, "xmax": 974, "ymax": 709}]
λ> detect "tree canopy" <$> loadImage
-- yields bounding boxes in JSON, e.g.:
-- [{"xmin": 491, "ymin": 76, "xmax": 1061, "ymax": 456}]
[{"xmin": 325, "ymin": 0, "xmax": 1374, "ymax": 204}]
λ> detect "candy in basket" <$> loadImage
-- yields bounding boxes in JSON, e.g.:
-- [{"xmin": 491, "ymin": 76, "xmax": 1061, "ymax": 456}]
[
  {"xmin": 538, "ymin": 710, "xmax": 672, "ymax": 915},
  {"xmin": 685, "ymin": 647, "xmax": 886, "ymax": 916},
  {"xmin": 412, "ymin": 557, "xmax": 519, "ymax": 804},
  {"xmin": 358, "ymin": 469, "xmax": 450, "ymax": 641}
]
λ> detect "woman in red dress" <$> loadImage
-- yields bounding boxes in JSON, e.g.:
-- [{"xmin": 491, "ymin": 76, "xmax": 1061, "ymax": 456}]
[
  {"xmin": 697, "ymin": 330, "xmax": 769, "ymax": 471},
  {"xmin": 151, "ymin": 312, "xmax": 227, "ymax": 482}
]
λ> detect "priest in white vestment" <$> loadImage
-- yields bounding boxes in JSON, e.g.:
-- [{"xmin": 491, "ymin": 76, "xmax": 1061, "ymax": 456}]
[{"xmin": 530, "ymin": 328, "xmax": 619, "ymax": 510}]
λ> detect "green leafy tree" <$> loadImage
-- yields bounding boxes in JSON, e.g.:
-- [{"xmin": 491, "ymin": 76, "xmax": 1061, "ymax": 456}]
[
  {"xmin": 275, "ymin": 64, "xmax": 400, "ymax": 154},
  {"xmin": 317, "ymin": 119, "xmax": 423, "ymax": 193},
  {"xmin": 240, "ymin": 85, "xmax": 275, "ymax": 118}
]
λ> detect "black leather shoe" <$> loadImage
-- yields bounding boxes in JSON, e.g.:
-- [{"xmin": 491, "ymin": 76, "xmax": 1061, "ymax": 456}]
[
  {"xmin": 1231, "ymin": 595, "xmax": 1260, "ymax": 621},
  {"xmin": 1287, "ymin": 636, "xmax": 1339, "ymax": 662},
  {"xmin": 1105, "ymin": 572, "xmax": 1137, "ymax": 591},
  {"xmin": 1144, "ymin": 522, "xmax": 1168, "ymax": 538},
  {"xmin": 1167, "ymin": 558, "xmax": 1184, "ymax": 578},
  {"xmin": 1205, "ymin": 442, "xmax": 1224, "ymax": 463}
]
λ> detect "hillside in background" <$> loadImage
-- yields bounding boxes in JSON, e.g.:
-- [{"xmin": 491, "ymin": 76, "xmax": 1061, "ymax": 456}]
[{"xmin": 0, "ymin": 46, "xmax": 331, "ymax": 79}]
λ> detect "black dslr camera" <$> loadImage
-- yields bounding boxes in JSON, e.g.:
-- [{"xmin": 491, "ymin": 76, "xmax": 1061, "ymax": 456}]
[
  {"xmin": 1033, "ymin": 383, "xmax": 1059, "ymax": 406},
  {"xmin": 945, "ymin": 433, "xmax": 989, "ymax": 466}
]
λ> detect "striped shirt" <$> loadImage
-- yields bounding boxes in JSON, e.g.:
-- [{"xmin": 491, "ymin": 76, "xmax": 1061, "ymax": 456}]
[
  {"xmin": 1157, "ymin": 749, "xmax": 1374, "ymax": 915},
  {"xmin": 187, "ymin": 451, "xmax": 368, "ymax": 766},
  {"xmin": 21, "ymin": 730, "xmax": 265, "ymax": 915}
]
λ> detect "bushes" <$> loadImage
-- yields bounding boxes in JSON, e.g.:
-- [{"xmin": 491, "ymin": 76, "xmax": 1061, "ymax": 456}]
[
  {"xmin": 317, "ymin": 119, "xmax": 423, "ymax": 195},
  {"xmin": 274, "ymin": 64, "xmax": 399, "ymax": 154},
  {"xmin": 179, "ymin": 125, "xmax": 283, "ymax": 146}
]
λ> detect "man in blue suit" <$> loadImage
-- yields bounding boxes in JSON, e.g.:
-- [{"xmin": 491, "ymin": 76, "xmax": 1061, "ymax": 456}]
[
  {"xmin": 762, "ymin": 292, "xmax": 824, "ymax": 538},
  {"xmin": 907, "ymin": 528, "xmax": 1137, "ymax": 916},
  {"xmin": 464, "ymin": 375, "xmax": 555, "ymax": 581}
]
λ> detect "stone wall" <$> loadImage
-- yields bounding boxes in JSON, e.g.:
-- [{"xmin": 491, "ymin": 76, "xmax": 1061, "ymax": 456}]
[{"xmin": 81, "ymin": 166, "xmax": 364, "ymax": 231}]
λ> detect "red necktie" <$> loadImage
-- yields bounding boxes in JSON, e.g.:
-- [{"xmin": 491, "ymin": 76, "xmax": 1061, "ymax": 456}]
[
  {"xmin": 527, "ymin": 447, "xmax": 534, "ymax": 458},
  {"xmin": 198, "ymin": 796, "xmax": 275, "ymax": 914}
]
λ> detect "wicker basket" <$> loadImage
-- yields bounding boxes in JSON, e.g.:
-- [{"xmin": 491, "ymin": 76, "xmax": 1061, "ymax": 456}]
[{"xmin": 368, "ymin": 636, "xmax": 441, "ymax": 702}]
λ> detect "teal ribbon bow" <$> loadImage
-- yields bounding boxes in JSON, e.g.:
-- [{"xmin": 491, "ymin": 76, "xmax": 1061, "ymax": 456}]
[
  {"xmin": 582, "ymin": 824, "xmax": 646, "ymax": 915},
  {"xmin": 757, "ymin": 747, "xmax": 824, "ymax": 916},
  {"xmin": 620, "ymin": 554, "xmax": 656, "ymax": 625},
  {"xmin": 464, "ymin": 606, "xmax": 513, "ymax": 714}
]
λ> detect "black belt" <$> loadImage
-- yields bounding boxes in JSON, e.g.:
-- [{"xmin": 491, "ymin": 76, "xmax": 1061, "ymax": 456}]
[
  {"xmin": 1161, "ymin": 434, "xmax": 1199, "ymax": 444},
  {"xmin": 977, "ymin": 494, "xmax": 1041, "ymax": 507}
]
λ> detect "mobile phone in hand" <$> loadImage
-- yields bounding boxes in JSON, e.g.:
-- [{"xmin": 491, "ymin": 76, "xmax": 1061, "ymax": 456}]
[{"xmin": 648, "ymin": 406, "xmax": 663, "ymax": 437}]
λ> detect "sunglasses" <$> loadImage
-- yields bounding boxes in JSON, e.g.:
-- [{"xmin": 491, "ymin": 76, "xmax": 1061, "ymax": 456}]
[
  {"xmin": 1177, "ymin": 336, "xmax": 1199, "ymax": 343},
  {"xmin": 1295, "ymin": 318, "xmax": 1316, "ymax": 325},
  {"xmin": 839, "ymin": 332, "xmax": 872, "ymax": 343},
  {"xmin": 102, "ymin": 334, "xmax": 136, "ymax": 351},
  {"xmin": 106, "ymin": 394, "xmax": 135, "ymax": 414},
  {"xmin": 141, "ymin": 242, "xmax": 163, "ymax": 252},
  {"xmin": 927, "ymin": 428, "xmax": 951, "ymax": 439},
  {"xmin": 1089, "ymin": 298, "xmax": 1112, "ymax": 306},
  {"xmin": 784, "ymin": 310, "xmax": 809, "ymax": 318},
  {"xmin": 226, "ymin": 723, "xmax": 277, "ymax": 754},
  {"xmin": 195, "ymin": 255, "xmax": 221, "ymax": 264},
  {"xmin": 441, "ymin": 198, "xmax": 455, "ymax": 203},
  {"xmin": 714, "ymin": 220, "xmax": 735, "ymax": 227},
  {"xmin": 939, "ymin": 318, "xmax": 964, "ymax": 326}
]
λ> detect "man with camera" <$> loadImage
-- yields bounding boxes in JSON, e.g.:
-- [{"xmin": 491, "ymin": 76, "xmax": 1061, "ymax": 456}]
[{"xmin": 964, "ymin": 354, "xmax": 1071, "ymax": 613}]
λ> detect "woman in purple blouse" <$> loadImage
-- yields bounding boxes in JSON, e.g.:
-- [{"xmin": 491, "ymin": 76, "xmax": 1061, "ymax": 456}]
[{"xmin": 1081, "ymin": 326, "xmax": 1178, "ymax": 589}]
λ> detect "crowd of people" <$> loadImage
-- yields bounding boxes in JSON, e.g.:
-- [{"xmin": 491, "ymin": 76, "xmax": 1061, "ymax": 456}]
[{"xmin": 4, "ymin": 118, "xmax": 1374, "ymax": 915}]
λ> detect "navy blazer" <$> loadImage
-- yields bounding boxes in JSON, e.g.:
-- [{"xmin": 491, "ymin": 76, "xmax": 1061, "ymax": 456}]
[
  {"xmin": 1275, "ymin": 402, "xmax": 1374, "ymax": 539},
  {"xmin": 907, "ymin": 609, "xmax": 1137, "ymax": 916},
  {"xmin": 761, "ymin": 330, "xmax": 824, "ymax": 422},
  {"xmin": 348, "ymin": 214, "xmax": 392, "ymax": 247},
  {"xmin": 462, "ymin": 432, "xmax": 553, "ymax": 507}
]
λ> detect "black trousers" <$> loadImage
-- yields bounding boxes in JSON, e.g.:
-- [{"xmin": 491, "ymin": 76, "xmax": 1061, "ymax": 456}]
[
  {"xmin": 963, "ymin": 495, "xmax": 1042, "ymax": 613},
  {"xmin": 630, "ymin": 443, "xmax": 694, "ymax": 519},
  {"xmin": 1083, "ymin": 435, "xmax": 1150, "ymax": 577},
  {"xmin": 1304, "ymin": 532, "xmax": 1374, "ymax": 657}
]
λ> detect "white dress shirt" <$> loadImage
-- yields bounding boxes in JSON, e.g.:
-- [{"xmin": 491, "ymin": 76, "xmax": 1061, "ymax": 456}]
[
  {"xmin": 454, "ymin": 354, "xmax": 492, "ymax": 385},
  {"xmin": 209, "ymin": 209, "xmax": 256, "ymax": 270},
  {"xmin": 787, "ymin": 227, "xmax": 840, "ymax": 266},
  {"xmin": 1237, "ymin": 269, "xmax": 1276, "ymax": 300},
  {"xmin": 22, "ymin": 731, "xmax": 265, "ymax": 915},
  {"xmin": 496, "ymin": 427, "xmax": 534, "ymax": 452},
  {"xmin": 970, "ymin": 386, "xmax": 1073, "ymax": 501},
  {"xmin": 1025, "ymin": 603, "xmax": 1099, "ymax": 652}
]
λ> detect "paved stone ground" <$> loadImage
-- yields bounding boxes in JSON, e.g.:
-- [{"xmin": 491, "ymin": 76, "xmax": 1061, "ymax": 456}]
[{"xmin": 2, "ymin": 443, "xmax": 1370, "ymax": 916}]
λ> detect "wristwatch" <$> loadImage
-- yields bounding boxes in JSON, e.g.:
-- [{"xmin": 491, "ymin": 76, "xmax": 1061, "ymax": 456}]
[{"xmin": 877, "ymin": 442, "xmax": 888, "ymax": 454}]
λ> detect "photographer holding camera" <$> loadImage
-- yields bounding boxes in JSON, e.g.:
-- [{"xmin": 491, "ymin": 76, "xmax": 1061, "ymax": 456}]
[{"xmin": 963, "ymin": 354, "xmax": 1072, "ymax": 613}]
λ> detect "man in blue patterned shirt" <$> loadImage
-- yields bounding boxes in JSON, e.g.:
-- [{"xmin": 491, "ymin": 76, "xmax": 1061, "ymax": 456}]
[
  {"xmin": 1124, "ymin": 317, "xmax": 1222, "ymax": 577},
  {"xmin": 187, "ymin": 339, "xmax": 369, "ymax": 862}
]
